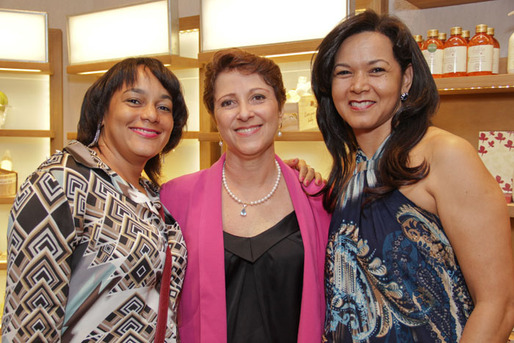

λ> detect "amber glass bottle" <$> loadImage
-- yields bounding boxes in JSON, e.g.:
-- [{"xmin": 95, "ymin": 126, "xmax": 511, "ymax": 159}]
[
  {"xmin": 438, "ymin": 32, "xmax": 447, "ymax": 45},
  {"xmin": 467, "ymin": 24, "xmax": 493, "ymax": 76},
  {"xmin": 487, "ymin": 27, "xmax": 500, "ymax": 74},
  {"xmin": 443, "ymin": 26, "xmax": 468, "ymax": 77},
  {"xmin": 414, "ymin": 35, "xmax": 424, "ymax": 49},
  {"xmin": 422, "ymin": 29, "xmax": 444, "ymax": 78},
  {"xmin": 462, "ymin": 30, "xmax": 471, "ymax": 43}
]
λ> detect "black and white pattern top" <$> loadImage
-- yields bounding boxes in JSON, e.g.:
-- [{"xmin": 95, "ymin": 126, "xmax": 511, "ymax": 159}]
[{"xmin": 2, "ymin": 140, "xmax": 187, "ymax": 342}]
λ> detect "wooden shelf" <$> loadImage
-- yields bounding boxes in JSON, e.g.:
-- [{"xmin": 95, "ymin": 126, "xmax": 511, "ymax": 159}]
[
  {"xmin": 198, "ymin": 39, "xmax": 322, "ymax": 65},
  {"xmin": 405, "ymin": 0, "xmax": 492, "ymax": 9},
  {"xmin": 509, "ymin": 203, "xmax": 514, "ymax": 218},
  {"xmin": 0, "ymin": 60, "xmax": 52, "ymax": 74},
  {"xmin": 0, "ymin": 195, "xmax": 15, "ymax": 205},
  {"xmin": 435, "ymin": 74, "xmax": 514, "ymax": 95},
  {"xmin": 0, "ymin": 129, "xmax": 55, "ymax": 138},
  {"xmin": 67, "ymin": 55, "xmax": 199, "ymax": 75}
]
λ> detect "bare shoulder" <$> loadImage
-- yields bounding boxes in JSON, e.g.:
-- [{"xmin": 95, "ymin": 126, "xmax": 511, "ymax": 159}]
[{"xmin": 415, "ymin": 127, "xmax": 479, "ymax": 169}]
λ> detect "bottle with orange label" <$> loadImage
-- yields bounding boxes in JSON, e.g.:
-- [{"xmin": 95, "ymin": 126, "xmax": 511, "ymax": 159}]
[
  {"xmin": 487, "ymin": 27, "xmax": 500, "ymax": 74},
  {"xmin": 443, "ymin": 26, "xmax": 468, "ymax": 77},
  {"xmin": 422, "ymin": 29, "xmax": 444, "ymax": 78},
  {"xmin": 467, "ymin": 24, "xmax": 493, "ymax": 76}
]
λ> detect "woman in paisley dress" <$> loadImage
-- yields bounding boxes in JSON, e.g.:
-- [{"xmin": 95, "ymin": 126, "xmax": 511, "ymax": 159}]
[
  {"xmin": 311, "ymin": 10, "xmax": 514, "ymax": 343},
  {"xmin": 2, "ymin": 57, "xmax": 188, "ymax": 342}
]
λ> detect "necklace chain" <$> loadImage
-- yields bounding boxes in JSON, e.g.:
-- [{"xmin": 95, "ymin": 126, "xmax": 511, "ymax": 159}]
[{"xmin": 222, "ymin": 159, "xmax": 281, "ymax": 217}]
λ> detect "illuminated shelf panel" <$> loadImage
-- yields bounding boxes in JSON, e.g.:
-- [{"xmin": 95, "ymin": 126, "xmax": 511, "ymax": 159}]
[{"xmin": 435, "ymin": 74, "xmax": 514, "ymax": 95}]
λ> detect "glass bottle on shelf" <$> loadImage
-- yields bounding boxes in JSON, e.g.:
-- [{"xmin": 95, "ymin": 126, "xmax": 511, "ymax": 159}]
[
  {"xmin": 467, "ymin": 24, "xmax": 493, "ymax": 76},
  {"xmin": 486, "ymin": 27, "xmax": 500, "ymax": 74},
  {"xmin": 1, "ymin": 150, "xmax": 13, "ymax": 171},
  {"xmin": 462, "ymin": 30, "xmax": 470, "ymax": 43},
  {"xmin": 443, "ymin": 26, "xmax": 468, "ymax": 77},
  {"xmin": 414, "ymin": 35, "xmax": 423, "ymax": 49},
  {"xmin": 422, "ymin": 29, "xmax": 444, "ymax": 78},
  {"xmin": 438, "ymin": 32, "xmax": 447, "ymax": 45}
]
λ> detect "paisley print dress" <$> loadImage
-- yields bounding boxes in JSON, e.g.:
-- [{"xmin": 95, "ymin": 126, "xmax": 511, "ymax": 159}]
[{"xmin": 324, "ymin": 140, "xmax": 474, "ymax": 343}]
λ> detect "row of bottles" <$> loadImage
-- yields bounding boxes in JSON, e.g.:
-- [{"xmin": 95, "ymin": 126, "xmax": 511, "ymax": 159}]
[{"xmin": 416, "ymin": 24, "xmax": 500, "ymax": 78}]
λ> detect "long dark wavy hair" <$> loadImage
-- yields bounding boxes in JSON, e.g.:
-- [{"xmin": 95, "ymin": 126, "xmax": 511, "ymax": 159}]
[
  {"xmin": 311, "ymin": 10, "xmax": 439, "ymax": 212},
  {"xmin": 77, "ymin": 57, "xmax": 188, "ymax": 185}
]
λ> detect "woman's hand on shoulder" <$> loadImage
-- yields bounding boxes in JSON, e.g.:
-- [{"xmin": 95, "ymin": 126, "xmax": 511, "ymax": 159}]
[{"xmin": 284, "ymin": 158, "xmax": 324, "ymax": 186}]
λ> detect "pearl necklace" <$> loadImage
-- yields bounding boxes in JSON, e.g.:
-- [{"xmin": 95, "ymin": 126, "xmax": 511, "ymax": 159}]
[{"xmin": 222, "ymin": 159, "xmax": 281, "ymax": 217}]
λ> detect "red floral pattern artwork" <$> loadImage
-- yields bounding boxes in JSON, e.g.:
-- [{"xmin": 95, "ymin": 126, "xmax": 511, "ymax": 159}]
[{"xmin": 478, "ymin": 131, "xmax": 513, "ymax": 202}]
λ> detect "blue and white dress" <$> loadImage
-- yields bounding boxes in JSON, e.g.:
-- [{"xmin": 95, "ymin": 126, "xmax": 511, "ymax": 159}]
[{"xmin": 324, "ymin": 139, "xmax": 473, "ymax": 343}]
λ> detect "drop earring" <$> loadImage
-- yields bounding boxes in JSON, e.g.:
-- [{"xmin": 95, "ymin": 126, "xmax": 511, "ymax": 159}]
[
  {"xmin": 218, "ymin": 133, "xmax": 223, "ymax": 147},
  {"xmin": 277, "ymin": 120, "xmax": 283, "ymax": 137},
  {"xmin": 88, "ymin": 122, "xmax": 102, "ymax": 147}
]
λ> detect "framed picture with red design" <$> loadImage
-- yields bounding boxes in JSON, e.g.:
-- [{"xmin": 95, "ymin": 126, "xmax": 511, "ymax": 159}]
[{"xmin": 478, "ymin": 131, "xmax": 514, "ymax": 203}]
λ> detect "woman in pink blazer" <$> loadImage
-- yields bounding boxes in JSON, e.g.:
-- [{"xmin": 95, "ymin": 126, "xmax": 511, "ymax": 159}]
[{"xmin": 160, "ymin": 48, "xmax": 331, "ymax": 342}]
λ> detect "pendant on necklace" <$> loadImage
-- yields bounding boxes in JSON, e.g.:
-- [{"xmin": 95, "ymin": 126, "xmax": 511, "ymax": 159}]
[{"xmin": 240, "ymin": 204, "xmax": 247, "ymax": 217}]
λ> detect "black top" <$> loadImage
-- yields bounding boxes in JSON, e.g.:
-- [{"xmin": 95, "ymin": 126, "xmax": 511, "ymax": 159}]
[{"xmin": 224, "ymin": 211, "xmax": 304, "ymax": 343}]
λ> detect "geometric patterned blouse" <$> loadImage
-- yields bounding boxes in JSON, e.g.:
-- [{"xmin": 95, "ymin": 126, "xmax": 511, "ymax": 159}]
[{"xmin": 2, "ymin": 141, "xmax": 187, "ymax": 342}]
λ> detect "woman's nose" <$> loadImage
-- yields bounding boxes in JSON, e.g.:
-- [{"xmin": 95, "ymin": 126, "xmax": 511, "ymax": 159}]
[
  {"xmin": 141, "ymin": 105, "xmax": 159, "ymax": 122},
  {"xmin": 236, "ymin": 102, "xmax": 254, "ymax": 120},
  {"xmin": 350, "ymin": 72, "xmax": 370, "ymax": 93}
]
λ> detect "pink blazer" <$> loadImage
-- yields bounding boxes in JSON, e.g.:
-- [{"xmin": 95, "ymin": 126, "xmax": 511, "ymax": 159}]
[{"xmin": 160, "ymin": 155, "xmax": 331, "ymax": 342}]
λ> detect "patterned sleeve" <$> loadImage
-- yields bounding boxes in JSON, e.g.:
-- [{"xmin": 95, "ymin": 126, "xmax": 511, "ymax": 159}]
[{"xmin": 1, "ymin": 170, "xmax": 76, "ymax": 342}]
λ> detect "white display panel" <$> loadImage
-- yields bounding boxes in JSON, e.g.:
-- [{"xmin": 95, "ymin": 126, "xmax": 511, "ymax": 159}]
[
  {"xmin": 0, "ymin": 72, "xmax": 50, "ymax": 130},
  {"xmin": 201, "ymin": 0, "xmax": 347, "ymax": 51},
  {"xmin": 0, "ymin": 9, "xmax": 47, "ymax": 63},
  {"xmin": 173, "ymin": 68, "xmax": 200, "ymax": 131},
  {"xmin": 161, "ymin": 139, "xmax": 200, "ymax": 182},
  {"xmin": 68, "ymin": 0, "xmax": 178, "ymax": 64}
]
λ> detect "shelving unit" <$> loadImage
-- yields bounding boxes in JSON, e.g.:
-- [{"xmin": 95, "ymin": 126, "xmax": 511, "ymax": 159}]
[{"xmin": 0, "ymin": 28, "xmax": 63, "ymax": 206}]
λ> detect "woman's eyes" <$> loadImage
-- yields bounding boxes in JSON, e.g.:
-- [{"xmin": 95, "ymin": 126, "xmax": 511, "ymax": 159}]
[
  {"xmin": 127, "ymin": 98, "xmax": 141, "ymax": 105},
  {"xmin": 370, "ymin": 67, "xmax": 386, "ymax": 73},
  {"xmin": 126, "ymin": 98, "xmax": 172, "ymax": 112},
  {"xmin": 220, "ymin": 99, "xmax": 235, "ymax": 107},
  {"xmin": 158, "ymin": 105, "xmax": 172, "ymax": 112},
  {"xmin": 251, "ymin": 94, "xmax": 266, "ymax": 102},
  {"xmin": 335, "ymin": 70, "xmax": 351, "ymax": 76},
  {"xmin": 334, "ymin": 67, "xmax": 386, "ymax": 76},
  {"xmin": 219, "ymin": 94, "xmax": 265, "ymax": 107}
]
